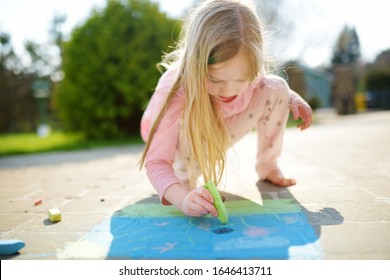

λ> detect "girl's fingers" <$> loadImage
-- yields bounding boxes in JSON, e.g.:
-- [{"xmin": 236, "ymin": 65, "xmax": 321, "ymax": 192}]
[
  {"xmin": 290, "ymin": 102, "xmax": 313, "ymax": 130},
  {"xmin": 194, "ymin": 196, "xmax": 218, "ymax": 217},
  {"xmin": 195, "ymin": 186, "xmax": 214, "ymax": 203},
  {"xmin": 301, "ymin": 108, "xmax": 313, "ymax": 129},
  {"xmin": 192, "ymin": 188, "xmax": 218, "ymax": 216}
]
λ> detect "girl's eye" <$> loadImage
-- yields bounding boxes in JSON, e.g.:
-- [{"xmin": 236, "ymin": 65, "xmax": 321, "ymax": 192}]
[{"xmin": 210, "ymin": 79, "xmax": 220, "ymax": 83}]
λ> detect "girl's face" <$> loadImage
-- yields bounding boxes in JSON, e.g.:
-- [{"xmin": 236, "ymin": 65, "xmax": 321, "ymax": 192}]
[{"xmin": 207, "ymin": 49, "xmax": 251, "ymax": 100}]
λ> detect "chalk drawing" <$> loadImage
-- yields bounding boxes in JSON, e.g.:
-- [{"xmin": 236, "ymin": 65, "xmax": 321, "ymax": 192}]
[{"xmin": 57, "ymin": 192, "xmax": 342, "ymax": 259}]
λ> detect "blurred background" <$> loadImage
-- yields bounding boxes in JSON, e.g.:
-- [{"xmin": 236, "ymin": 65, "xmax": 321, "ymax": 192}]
[{"xmin": 0, "ymin": 0, "xmax": 389, "ymax": 156}]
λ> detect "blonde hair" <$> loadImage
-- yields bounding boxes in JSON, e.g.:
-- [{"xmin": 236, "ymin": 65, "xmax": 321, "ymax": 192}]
[{"xmin": 140, "ymin": 0, "xmax": 267, "ymax": 188}]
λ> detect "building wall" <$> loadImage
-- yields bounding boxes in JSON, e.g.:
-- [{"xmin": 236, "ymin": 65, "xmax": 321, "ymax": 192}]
[{"xmin": 285, "ymin": 62, "xmax": 332, "ymax": 109}]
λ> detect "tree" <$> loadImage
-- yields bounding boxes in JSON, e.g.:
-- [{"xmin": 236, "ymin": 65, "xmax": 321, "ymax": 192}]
[
  {"xmin": 24, "ymin": 40, "xmax": 50, "ymax": 76},
  {"xmin": 0, "ymin": 32, "xmax": 40, "ymax": 133},
  {"xmin": 54, "ymin": 0, "xmax": 179, "ymax": 139},
  {"xmin": 0, "ymin": 13, "xmax": 68, "ymax": 134},
  {"xmin": 48, "ymin": 13, "xmax": 67, "ymax": 81},
  {"xmin": 0, "ymin": 33, "xmax": 21, "ymax": 72},
  {"xmin": 332, "ymin": 26, "xmax": 360, "ymax": 65},
  {"xmin": 331, "ymin": 26, "xmax": 361, "ymax": 115}
]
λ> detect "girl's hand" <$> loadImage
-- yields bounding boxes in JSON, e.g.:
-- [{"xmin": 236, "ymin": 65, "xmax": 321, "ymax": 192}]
[
  {"xmin": 289, "ymin": 90, "xmax": 313, "ymax": 130},
  {"xmin": 181, "ymin": 186, "xmax": 218, "ymax": 217}
]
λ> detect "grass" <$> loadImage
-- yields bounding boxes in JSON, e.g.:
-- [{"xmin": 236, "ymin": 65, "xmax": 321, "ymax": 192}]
[
  {"xmin": 0, "ymin": 114, "xmax": 305, "ymax": 157},
  {"xmin": 0, "ymin": 131, "xmax": 143, "ymax": 157}
]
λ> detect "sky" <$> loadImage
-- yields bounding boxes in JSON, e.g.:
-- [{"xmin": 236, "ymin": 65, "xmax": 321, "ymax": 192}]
[{"xmin": 0, "ymin": 0, "xmax": 389, "ymax": 68}]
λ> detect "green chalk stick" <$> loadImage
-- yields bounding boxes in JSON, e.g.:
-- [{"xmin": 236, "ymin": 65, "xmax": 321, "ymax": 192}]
[{"xmin": 204, "ymin": 181, "xmax": 228, "ymax": 224}]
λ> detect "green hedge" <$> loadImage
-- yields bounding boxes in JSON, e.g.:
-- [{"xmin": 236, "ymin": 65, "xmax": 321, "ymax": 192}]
[{"xmin": 54, "ymin": 0, "xmax": 180, "ymax": 139}]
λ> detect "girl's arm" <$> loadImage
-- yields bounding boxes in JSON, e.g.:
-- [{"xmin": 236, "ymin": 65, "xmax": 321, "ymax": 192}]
[
  {"xmin": 289, "ymin": 90, "xmax": 313, "ymax": 130},
  {"xmin": 163, "ymin": 183, "xmax": 218, "ymax": 217}
]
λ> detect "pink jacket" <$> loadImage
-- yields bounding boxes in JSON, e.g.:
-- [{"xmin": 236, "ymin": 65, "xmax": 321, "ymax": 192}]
[{"xmin": 141, "ymin": 66, "xmax": 289, "ymax": 203}]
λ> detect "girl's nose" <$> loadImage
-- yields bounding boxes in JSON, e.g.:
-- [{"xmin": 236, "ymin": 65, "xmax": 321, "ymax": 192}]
[{"xmin": 226, "ymin": 82, "xmax": 238, "ymax": 95}]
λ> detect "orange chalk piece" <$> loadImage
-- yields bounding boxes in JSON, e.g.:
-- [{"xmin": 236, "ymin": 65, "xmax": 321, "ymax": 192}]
[
  {"xmin": 34, "ymin": 199, "xmax": 42, "ymax": 206},
  {"xmin": 48, "ymin": 208, "xmax": 61, "ymax": 222}
]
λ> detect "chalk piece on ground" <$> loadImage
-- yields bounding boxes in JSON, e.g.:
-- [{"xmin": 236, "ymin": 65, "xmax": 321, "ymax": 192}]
[
  {"xmin": 48, "ymin": 208, "xmax": 62, "ymax": 222},
  {"xmin": 34, "ymin": 199, "xmax": 42, "ymax": 206},
  {"xmin": 0, "ymin": 239, "xmax": 25, "ymax": 256}
]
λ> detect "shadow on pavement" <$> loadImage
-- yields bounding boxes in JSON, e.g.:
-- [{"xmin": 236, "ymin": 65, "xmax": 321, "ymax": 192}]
[{"xmin": 256, "ymin": 181, "xmax": 344, "ymax": 240}]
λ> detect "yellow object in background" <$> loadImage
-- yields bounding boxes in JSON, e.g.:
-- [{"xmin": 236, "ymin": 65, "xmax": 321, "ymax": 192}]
[
  {"xmin": 355, "ymin": 92, "xmax": 366, "ymax": 112},
  {"xmin": 48, "ymin": 208, "xmax": 62, "ymax": 222}
]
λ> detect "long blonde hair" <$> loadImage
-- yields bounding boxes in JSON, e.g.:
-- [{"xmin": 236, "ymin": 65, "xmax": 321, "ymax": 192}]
[{"xmin": 140, "ymin": 0, "xmax": 267, "ymax": 188}]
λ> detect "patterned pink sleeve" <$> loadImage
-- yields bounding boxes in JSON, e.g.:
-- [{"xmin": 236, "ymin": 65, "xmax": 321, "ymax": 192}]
[{"xmin": 141, "ymin": 68, "xmax": 184, "ymax": 204}]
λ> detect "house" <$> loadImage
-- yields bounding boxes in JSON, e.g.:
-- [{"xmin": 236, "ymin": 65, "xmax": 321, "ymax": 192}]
[{"xmin": 283, "ymin": 61, "xmax": 333, "ymax": 109}]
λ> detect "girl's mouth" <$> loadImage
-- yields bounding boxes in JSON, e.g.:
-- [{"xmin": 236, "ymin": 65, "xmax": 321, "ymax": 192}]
[{"xmin": 218, "ymin": 95, "xmax": 238, "ymax": 103}]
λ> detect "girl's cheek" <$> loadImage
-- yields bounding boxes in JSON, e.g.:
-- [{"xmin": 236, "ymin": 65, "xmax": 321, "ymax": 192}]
[{"xmin": 207, "ymin": 83, "xmax": 219, "ymax": 96}]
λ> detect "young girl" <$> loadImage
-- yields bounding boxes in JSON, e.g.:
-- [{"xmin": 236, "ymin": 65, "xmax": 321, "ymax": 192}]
[{"xmin": 139, "ymin": 0, "xmax": 312, "ymax": 218}]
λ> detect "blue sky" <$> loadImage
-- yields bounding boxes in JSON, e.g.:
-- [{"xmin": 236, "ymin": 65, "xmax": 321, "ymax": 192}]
[{"xmin": 0, "ymin": 0, "xmax": 389, "ymax": 67}]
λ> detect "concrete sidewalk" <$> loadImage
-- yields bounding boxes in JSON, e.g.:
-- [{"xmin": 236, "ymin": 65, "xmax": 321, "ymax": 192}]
[{"xmin": 0, "ymin": 110, "xmax": 389, "ymax": 260}]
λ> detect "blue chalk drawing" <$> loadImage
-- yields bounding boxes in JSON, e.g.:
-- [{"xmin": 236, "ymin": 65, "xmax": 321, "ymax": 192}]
[
  {"xmin": 105, "ymin": 196, "xmax": 323, "ymax": 259},
  {"xmin": 59, "ymin": 187, "xmax": 343, "ymax": 260}
]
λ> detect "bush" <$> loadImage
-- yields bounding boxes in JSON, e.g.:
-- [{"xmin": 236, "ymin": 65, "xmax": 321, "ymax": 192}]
[
  {"xmin": 54, "ymin": 0, "xmax": 180, "ymax": 139},
  {"xmin": 366, "ymin": 69, "xmax": 390, "ymax": 90},
  {"xmin": 308, "ymin": 96, "xmax": 321, "ymax": 111},
  {"xmin": 366, "ymin": 69, "xmax": 390, "ymax": 109}
]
